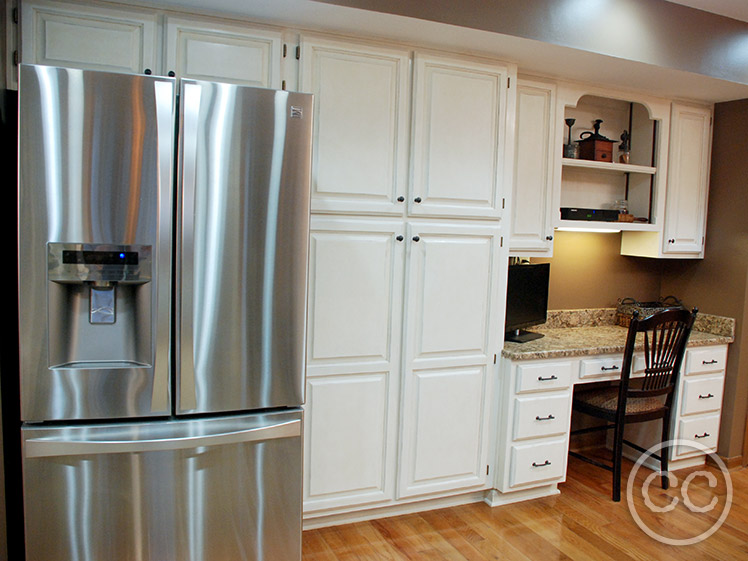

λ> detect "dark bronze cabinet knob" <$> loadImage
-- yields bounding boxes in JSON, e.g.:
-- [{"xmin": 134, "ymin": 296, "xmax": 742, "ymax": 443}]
[
  {"xmin": 396, "ymin": 235, "xmax": 404, "ymax": 242},
  {"xmin": 412, "ymin": 235, "xmax": 420, "ymax": 242},
  {"xmin": 414, "ymin": 197, "xmax": 422, "ymax": 203},
  {"xmin": 397, "ymin": 196, "xmax": 405, "ymax": 202}
]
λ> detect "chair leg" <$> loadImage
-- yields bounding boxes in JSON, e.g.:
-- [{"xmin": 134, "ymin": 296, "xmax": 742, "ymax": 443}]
[
  {"xmin": 660, "ymin": 414, "xmax": 671, "ymax": 490},
  {"xmin": 612, "ymin": 421, "xmax": 625, "ymax": 502}
]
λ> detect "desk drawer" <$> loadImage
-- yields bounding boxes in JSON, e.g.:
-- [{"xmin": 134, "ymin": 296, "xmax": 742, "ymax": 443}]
[
  {"xmin": 675, "ymin": 414, "xmax": 720, "ymax": 458},
  {"xmin": 509, "ymin": 439, "xmax": 566, "ymax": 487},
  {"xmin": 685, "ymin": 347, "xmax": 727, "ymax": 375},
  {"xmin": 513, "ymin": 394, "xmax": 571, "ymax": 440},
  {"xmin": 681, "ymin": 376, "xmax": 724, "ymax": 416},
  {"xmin": 516, "ymin": 362, "xmax": 572, "ymax": 393},
  {"xmin": 579, "ymin": 356, "xmax": 623, "ymax": 379}
]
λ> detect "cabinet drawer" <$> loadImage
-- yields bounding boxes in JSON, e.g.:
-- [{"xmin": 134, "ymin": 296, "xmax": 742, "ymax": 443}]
[
  {"xmin": 579, "ymin": 356, "xmax": 623, "ymax": 379},
  {"xmin": 516, "ymin": 362, "xmax": 572, "ymax": 393},
  {"xmin": 685, "ymin": 347, "xmax": 727, "ymax": 375},
  {"xmin": 681, "ymin": 376, "xmax": 724, "ymax": 416},
  {"xmin": 674, "ymin": 414, "xmax": 720, "ymax": 458},
  {"xmin": 509, "ymin": 439, "xmax": 566, "ymax": 487},
  {"xmin": 513, "ymin": 394, "xmax": 571, "ymax": 440}
]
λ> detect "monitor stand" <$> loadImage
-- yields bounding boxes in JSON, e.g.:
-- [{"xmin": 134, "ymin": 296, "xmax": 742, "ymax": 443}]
[{"xmin": 505, "ymin": 329, "xmax": 545, "ymax": 343}]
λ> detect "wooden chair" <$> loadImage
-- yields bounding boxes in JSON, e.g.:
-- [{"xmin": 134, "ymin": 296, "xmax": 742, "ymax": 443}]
[{"xmin": 569, "ymin": 307, "xmax": 698, "ymax": 501}]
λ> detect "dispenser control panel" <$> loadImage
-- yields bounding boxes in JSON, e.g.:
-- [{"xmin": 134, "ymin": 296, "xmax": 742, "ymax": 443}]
[{"xmin": 48, "ymin": 243, "xmax": 151, "ymax": 284}]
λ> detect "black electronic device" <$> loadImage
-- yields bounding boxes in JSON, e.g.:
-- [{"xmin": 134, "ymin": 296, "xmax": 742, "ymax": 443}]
[
  {"xmin": 504, "ymin": 263, "xmax": 550, "ymax": 343},
  {"xmin": 560, "ymin": 207, "xmax": 620, "ymax": 222}
]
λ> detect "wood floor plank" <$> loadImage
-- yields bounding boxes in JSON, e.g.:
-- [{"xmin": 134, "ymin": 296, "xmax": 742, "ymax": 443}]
[{"xmin": 303, "ymin": 457, "xmax": 748, "ymax": 561}]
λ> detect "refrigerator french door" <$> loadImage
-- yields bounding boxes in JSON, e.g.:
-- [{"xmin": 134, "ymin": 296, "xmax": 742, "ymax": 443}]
[{"xmin": 17, "ymin": 64, "xmax": 312, "ymax": 561}]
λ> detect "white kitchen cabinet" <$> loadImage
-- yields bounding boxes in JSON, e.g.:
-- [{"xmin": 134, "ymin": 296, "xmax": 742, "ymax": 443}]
[
  {"xmin": 662, "ymin": 103, "xmax": 712, "ymax": 255},
  {"xmin": 304, "ymin": 218, "xmax": 504, "ymax": 511},
  {"xmin": 163, "ymin": 16, "xmax": 282, "ymax": 87},
  {"xmin": 303, "ymin": 217, "xmax": 405, "ymax": 512},
  {"xmin": 494, "ymin": 358, "xmax": 572, "ymax": 497},
  {"xmin": 21, "ymin": 0, "xmax": 158, "ymax": 74},
  {"xmin": 299, "ymin": 35, "xmax": 412, "ymax": 216},
  {"xmin": 620, "ymin": 102, "xmax": 712, "ymax": 258},
  {"xmin": 509, "ymin": 78, "xmax": 556, "ymax": 255},
  {"xmin": 398, "ymin": 221, "xmax": 502, "ymax": 498},
  {"xmin": 410, "ymin": 53, "xmax": 514, "ymax": 219}
]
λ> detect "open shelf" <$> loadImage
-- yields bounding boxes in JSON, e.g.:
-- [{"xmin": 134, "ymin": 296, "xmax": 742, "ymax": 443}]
[
  {"xmin": 561, "ymin": 158, "xmax": 656, "ymax": 175},
  {"xmin": 556, "ymin": 219, "xmax": 659, "ymax": 232}
]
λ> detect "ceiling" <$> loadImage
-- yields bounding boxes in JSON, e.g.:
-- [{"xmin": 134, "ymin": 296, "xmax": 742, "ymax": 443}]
[{"xmin": 666, "ymin": 0, "xmax": 748, "ymax": 22}]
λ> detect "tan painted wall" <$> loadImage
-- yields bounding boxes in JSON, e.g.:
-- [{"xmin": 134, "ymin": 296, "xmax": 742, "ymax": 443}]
[
  {"xmin": 661, "ymin": 99, "xmax": 748, "ymax": 462},
  {"xmin": 532, "ymin": 231, "xmax": 662, "ymax": 310}
]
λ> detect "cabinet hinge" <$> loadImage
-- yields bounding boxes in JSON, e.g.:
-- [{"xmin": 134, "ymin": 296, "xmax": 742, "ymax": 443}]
[
  {"xmin": 500, "ymin": 236, "xmax": 503, "ymax": 247},
  {"xmin": 296, "ymin": 46, "xmax": 301, "ymax": 60},
  {"xmin": 507, "ymin": 76, "xmax": 511, "ymax": 89},
  {"xmin": 493, "ymin": 354, "xmax": 497, "ymax": 364},
  {"xmin": 12, "ymin": 7, "xmax": 18, "ymax": 24},
  {"xmin": 502, "ymin": 198, "xmax": 505, "ymax": 209},
  {"xmin": 13, "ymin": 50, "xmax": 18, "ymax": 67},
  {"xmin": 486, "ymin": 465, "xmax": 490, "ymax": 475},
  {"xmin": 282, "ymin": 44, "xmax": 287, "ymax": 58},
  {"xmin": 282, "ymin": 80, "xmax": 287, "ymax": 91}
]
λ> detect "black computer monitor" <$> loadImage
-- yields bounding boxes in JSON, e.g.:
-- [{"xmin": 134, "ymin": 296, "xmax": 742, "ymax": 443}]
[{"xmin": 504, "ymin": 263, "xmax": 550, "ymax": 343}]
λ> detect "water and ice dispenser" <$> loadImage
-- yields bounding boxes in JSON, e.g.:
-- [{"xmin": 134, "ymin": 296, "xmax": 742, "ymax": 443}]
[{"xmin": 46, "ymin": 243, "xmax": 152, "ymax": 369}]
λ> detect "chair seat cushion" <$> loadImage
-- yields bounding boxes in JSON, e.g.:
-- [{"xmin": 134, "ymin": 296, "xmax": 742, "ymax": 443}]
[{"xmin": 574, "ymin": 387, "xmax": 664, "ymax": 414}]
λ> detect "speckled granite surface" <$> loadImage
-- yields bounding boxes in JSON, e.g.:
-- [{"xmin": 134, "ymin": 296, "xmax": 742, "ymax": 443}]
[{"xmin": 503, "ymin": 309, "xmax": 734, "ymax": 361}]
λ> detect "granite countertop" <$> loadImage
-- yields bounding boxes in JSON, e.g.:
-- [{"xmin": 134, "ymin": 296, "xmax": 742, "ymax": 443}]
[{"xmin": 502, "ymin": 308, "xmax": 735, "ymax": 361}]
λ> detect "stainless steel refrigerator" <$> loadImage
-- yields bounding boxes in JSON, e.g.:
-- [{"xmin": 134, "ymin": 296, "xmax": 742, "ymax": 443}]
[{"xmin": 16, "ymin": 64, "xmax": 312, "ymax": 561}]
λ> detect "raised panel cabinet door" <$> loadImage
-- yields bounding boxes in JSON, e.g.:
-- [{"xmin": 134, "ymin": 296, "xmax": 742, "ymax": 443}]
[
  {"xmin": 403, "ymin": 221, "xmax": 501, "ymax": 368},
  {"xmin": 21, "ymin": 0, "xmax": 158, "ymax": 74},
  {"xmin": 164, "ymin": 16, "xmax": 281, "ymax": 87},
  {"xmin": 306, "ymin": 217, "xmax": 405, "ymax": 373},
  {"xmin": 410, "ymin": 53, "xmax": 511, "ymax": 219},
  {"xmin": 398, "ymin": 365, "xmax": 490, "ymax": 498},
  {"xmin": 303, "ymin": 372, "xmax": 394, "ymax": 511},
  {"xmin": 509, "ymin": 79, "xmax": 556, "ymax": 254},
  {"xmin": 663, "ymin": 103, "xmax": 712, "ymax": 255},
  {"xmin": 300, "ymin": 36, "xmax": 411, "ymax": 215},
  {"xmin": 398, "ymin": 222, "xmax": 501, "ymax": 497}
]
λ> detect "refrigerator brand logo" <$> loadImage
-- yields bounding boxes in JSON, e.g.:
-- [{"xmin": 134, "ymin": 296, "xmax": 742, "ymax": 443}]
[{"xmin": 290, "ymin": 106, "xmax": 304, "ymax": 119}]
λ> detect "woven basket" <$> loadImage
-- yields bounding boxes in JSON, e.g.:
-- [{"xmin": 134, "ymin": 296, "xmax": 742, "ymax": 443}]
[{"xmin": 615, "ymin": 296, "xmax": 684, "ymax": 327}]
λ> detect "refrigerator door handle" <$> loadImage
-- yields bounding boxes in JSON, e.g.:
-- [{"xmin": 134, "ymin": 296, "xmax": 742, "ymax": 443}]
[
  {"xmin": 176, "ymin": 81, "xmax": 202, "ymax": 411},
  {"xmin": 24, "ymin": 418, "xmax": 300, "ymax": 458}
]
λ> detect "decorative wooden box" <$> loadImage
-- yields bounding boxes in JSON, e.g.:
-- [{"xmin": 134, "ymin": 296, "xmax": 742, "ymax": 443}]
[{"xmin": 578, "ymin": 137, "xmax": 614, "ymax": 162}]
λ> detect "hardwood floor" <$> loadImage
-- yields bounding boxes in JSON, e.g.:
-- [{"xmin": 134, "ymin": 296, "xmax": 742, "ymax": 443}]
[{"xmin": 302, "ymin": 455, "xmax": 748, "ymax": 560}]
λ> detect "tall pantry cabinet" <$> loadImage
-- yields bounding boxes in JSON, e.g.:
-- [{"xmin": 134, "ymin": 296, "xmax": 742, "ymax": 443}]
[{"xmin": 300, "ymin": 34, "xmax": 514, "ymax": 517}]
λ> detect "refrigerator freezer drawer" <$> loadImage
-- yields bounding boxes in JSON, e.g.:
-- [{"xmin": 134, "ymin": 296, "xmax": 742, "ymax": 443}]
[{"xmin": 21, "ymin": 410, "xmax": 302, "ymax": 561}]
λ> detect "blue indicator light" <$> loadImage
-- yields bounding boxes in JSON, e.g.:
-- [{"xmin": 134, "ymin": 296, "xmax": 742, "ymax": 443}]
[{"xmin": 119, "ymin": 253, "xmax": 125, "ymax": 259}]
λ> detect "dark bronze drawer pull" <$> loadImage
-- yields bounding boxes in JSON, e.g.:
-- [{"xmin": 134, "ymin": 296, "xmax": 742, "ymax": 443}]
[
  {"xmin": 537, "ymin": 375, "xmax": 558, "ymax": 381},
  {"xmin": 535, "ymin": 415, "xmax": 555, "ymax": 421},
  {"xmin": 532, "ymin": 460, "xmax": 551, "ymax": 468},
  {"xmin": 601, "ymin": 365, "xmax": 620, "ymax": 371},
  {"xmin": 698, "ymin": 393, "xmax": 714, "ymax": 399},
  {"xmin": 694, "ymin": 432, "xmax": 710, "ymax": 439},
  {"xmin": 702, "ymin": 359, "xmax": 718, "ymax": 365}
]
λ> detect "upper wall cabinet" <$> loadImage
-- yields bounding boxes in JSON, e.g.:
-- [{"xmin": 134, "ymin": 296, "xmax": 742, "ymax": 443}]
[
  {"xmin": 621, "ymin": 103, "xmax": 712, "ymax": 258},
  {"xmin": 21, "ymin": 0, "xmax": 159, "ymax": 74},
  {"xmin": 299, "ymin": 35, "xmax": 412, "ymax": 216},
  {"xmin": 410, "ymin": 53, "xmax": 513, "ymax": 219},
  {"xmin": 21, "ymin": 1, "xmax": 283, "ymax": 88},
  {"xmin": 163, "ymin": 16, "xmax": 282, "ymax": 87},
  {"xmin": 509, "ymin": 77, "xmax": 556, "ymax": 256}
]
